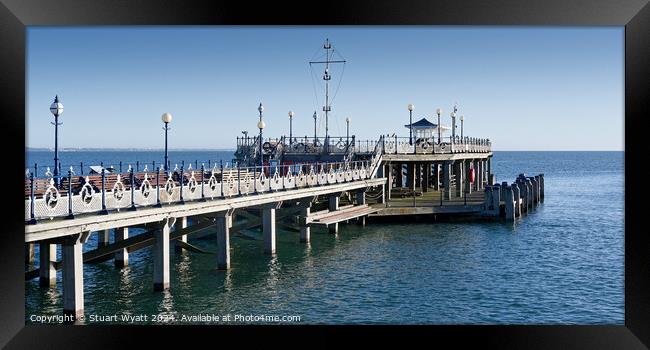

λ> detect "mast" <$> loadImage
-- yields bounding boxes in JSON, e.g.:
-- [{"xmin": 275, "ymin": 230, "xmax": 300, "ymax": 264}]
[{"xmin": 309, "ymin": 38, "xmax": 345, "ymax": 146}]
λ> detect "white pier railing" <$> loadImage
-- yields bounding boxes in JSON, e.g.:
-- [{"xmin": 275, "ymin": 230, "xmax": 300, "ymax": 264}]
[{"xmin": 25, "ymin": 160, "xmax": 374, "ymax": 222}]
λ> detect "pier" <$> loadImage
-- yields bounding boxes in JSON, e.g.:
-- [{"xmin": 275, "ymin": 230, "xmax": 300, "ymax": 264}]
[{"xmin": 24, "ymin": 39, "xmax": 544, "ymax": 322}]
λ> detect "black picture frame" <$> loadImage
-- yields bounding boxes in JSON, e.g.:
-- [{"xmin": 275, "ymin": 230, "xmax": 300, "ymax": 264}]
[{"xmin": 2, "ymin": 0, "xmax": 648, "ymax": 348}]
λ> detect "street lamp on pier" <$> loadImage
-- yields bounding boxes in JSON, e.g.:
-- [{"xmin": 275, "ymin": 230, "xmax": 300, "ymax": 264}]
[
  {"xmin": 345, "ymin": 116, "xmax": 351, "ymax": 145},
  {"xmin": 161, "ymin": 113, "xmax": 172, "ymax": 171},
  {"xmin": 450, "ymin": 110, "xmax": 457, "ymax": 143},
  {"xmin": 407, "ymin": 103, "xmax": 414, "ymax": 145},
  {"xmin": 258, "ymin": 103, "xmax": 265, "ymax": 167},
  {"xmin": 436, "ymin": 107, "xmax": 443, "ymax": 144},
  {"xmin": 288, "ymin": 110, "xmax": 294, "ymax": 145},
  {"xmin": 312, "ymin": 111, "xmax": 318, "ymax": 145},
  {"xmin": 460, "ymin": 115, "xmax": 464, "ymax": 140},
  {"xmin": 49, "ymin": 95, "xmax": 64, "ymax": 184}
]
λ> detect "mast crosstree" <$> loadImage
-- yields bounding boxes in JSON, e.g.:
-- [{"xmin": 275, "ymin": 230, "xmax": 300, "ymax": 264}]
[{"xmin": 309, "ymin": 38, "xmax": 346, "ymax": 147}]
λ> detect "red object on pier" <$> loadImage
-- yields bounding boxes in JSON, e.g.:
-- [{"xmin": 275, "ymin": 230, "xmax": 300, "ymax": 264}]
[{"xmin": 469, "ymin": 168, "xmax": 475, "ymax": 183}]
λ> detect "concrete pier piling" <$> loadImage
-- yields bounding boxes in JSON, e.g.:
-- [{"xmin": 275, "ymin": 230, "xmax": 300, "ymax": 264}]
[
  {"xmin": 39, "ymin": 243, "xmax": 57, "ymax": 287},
  {"xmin": 25, "ymin": 243, "xmax": 35, "ymax": 264},
  {"xmin": 455, "ymin": 161, "xmax": 464, "ymax": 198},
  {"xmin": 114, "ymin": 227, "xmax": 129, "ymax": 268},
  {"xmin": 299, "ymin": 206, "xmax": 311, "ymax": 243},
  {"xmin": 357, "ymin": 189, "xmax": 367, "ymax": 226},
  {"xmin": 328, "ymin": 195, "xmax": 340, "ymax": 234},
  {"xmin": 442, "ymin": 161, "xmax": 452, "ymax": 200},
  {"xmin": 526, "ymin": 179, "xmax": 533, "ymax": 210},
  {"xmin": 216, "ymin": 214, "xmax": 231, "ymax": 270},
  {"xmin": 539, "ymin": 174, "xmax": 545, "ymax": 202},
  {"xmin": 263, "ymin": 207, "xmax": 277, "ymax": 254},
  {"xmin": 98, "ymin": 229, "xmax": 110, "ymax": 247},
  {"xmin": 386, "ymin": 164, "xmax": 393, "ymax": 200},
  {"xmin": 62, "ymin": 235, "xmax": 84, "ymax": 320},
  {"xmin": 175, "ymin": 216, "xmax": 188, "ymax": 253},
  {"xmin": 464, "ymin": 161, "xmax": 472, "ymax": 195},
  {"xmin": 483, "ymin": 186, "xmax": 500, "ymax": 217},
  {"xmin": 504, "ymin": 185, "xmax": 515, "ymax": 221},
  {"xmin": 153, "ymin": 218, "xmax": 172, "ymax": 291},
  {"xmin": 432, "ymin": 163, "xmax": 439, "ymax": 190},
  {"xmin": 512, "ymin": 182, "xmax": 521, "ymax": 217}
]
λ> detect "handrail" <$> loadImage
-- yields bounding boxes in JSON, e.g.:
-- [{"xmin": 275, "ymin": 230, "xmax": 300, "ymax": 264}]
[{"xmin": 24, "ymin": 159, "xmax": 377, "ymax": 222}]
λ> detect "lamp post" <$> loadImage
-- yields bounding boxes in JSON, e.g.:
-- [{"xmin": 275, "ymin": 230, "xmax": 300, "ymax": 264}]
[
  {"xmin": 312, "ymin": 111, "xmax": 317, "ymax": 145},
  {"xmin": 49, "ymin": 95, "xmax": 64, "ymax": 184},
  {"xmin": 288, "ymin": 110, "xmax": 294, "ymax": 145},
  {"xmin": 258, "ymin": 103, "xmax": 265, "ymax": 167},
  {"xmin": 408, "ymin": 103, "xmax": 414, "ymax": 145},
  {"xmin": 436, "ymin": 108, "xmax": 442, "ymax": 144},
  {"xmin": 460, "ymin": 115, "xmax": 464, "ymax": 140},
  {"xmin": 161, "ymin": 113, "xmax": 172, "ymax": 171},
  {"xmin": 450, "ymin": 111, "xmax": 457, "ymax": 143},
  {"xmin": 345, "ymin": 116, "xmax": 351, "ymax": 145}
]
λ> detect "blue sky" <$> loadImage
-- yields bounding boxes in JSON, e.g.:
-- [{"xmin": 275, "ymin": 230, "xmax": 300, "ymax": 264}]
[{"xmin": 27, "ymin": 26, "xmax": 623, "ymax": 150}]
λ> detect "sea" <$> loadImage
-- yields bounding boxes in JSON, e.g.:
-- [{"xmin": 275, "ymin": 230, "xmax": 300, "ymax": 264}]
[{"xmin": 24, "ymin": 150, "xmax": 624, "ymax": 325}]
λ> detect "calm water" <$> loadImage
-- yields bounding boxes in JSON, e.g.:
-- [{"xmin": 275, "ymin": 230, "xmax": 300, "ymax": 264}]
[{"xmin": 25, "ymin": 151, "xmax": 624, "ymax": 324}]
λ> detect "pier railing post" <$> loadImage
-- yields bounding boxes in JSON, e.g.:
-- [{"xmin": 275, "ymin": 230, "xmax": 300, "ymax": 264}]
[
  {"xmin": 65, "ymin": 168, "xmax": 74, "ymax": 219},
  {"xmin": 237, "ymin": 162, "xmax": 241, "ymax": 196},
  {"xmin": 179, "ymin": 164, "xmax": 185, "ymax": 204},
  {"xmin": 220, "ymin": 160, "xmax": 225, "ymax": 199},
  {"xmin": 200, "ymin": 164, "xmax": 206, "ymax": 201},
  {"xmin": 100, "ymin": 163, "xmax": 108, "ymax": 215},
  {"xmin": 155, "ymin": 166, "xmax": 161, "ymax": 207},
  {"xmin": 129, "ymin": 166, "xmax": 136, "ymax": 211}
]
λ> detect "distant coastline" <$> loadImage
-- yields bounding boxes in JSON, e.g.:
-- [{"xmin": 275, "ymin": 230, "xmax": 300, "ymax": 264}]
[{"xmin": 26, "ymin": 147, "xmax": 236, "ymax": 152}]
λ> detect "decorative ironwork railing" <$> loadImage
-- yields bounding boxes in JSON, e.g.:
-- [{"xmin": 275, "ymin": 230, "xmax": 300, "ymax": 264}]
[
  {"xmin": 24, "ymin": 159, "xmax": 373, "ymax": 222},
  {"xmin": 357, "ymin": 136, "xmax": 491, "ymax": 155},
  {"xmin": 236, "ymin": 136, "xmax": 356, "ymax": 156}
]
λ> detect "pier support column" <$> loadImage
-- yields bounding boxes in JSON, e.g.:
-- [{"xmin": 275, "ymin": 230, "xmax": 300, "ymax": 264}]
[
  {"xmin": 534, "ymin": 176, "xmax": 541, "ymax": 205},
  {"xmin": 422, "ymin": 162, "xmax": 430, "ymax": 193},
  {"xmin": 25, "ymin": 243, "xmax": 35, "ymax": 265},
  {"xmin": 62, "ymin": 234, "xmax": 85, "ymax": 321},
  {"xmin": 386, "ymin": 163, "xmax": 393, "ymax": 200},
  {"xmin": 515, "ymin": 180, "xmax": 526, "ymax": 214},
  {"xmin": 396, "ymin": 163, "xmax": 403, "ymax": 188},
  {"xmin": 407, "ymin": 163, "xmax": 416, "ymax": 191},
  {"xmin": 414, "ymin": 163, "xmax": 421, "ymax": 188},
  {"xmin": 454, "ymin": 161, "xmax": 464, "ymax": 198},
  {"xmin": 525, "ymin": 179, "xmax": 533, "ymax": 210},
  {"xmin": 432, "ymin": 163, "xmax": 439, "ymax": 190},
  {"xmin": 328, "ymin": 195, "xmax": 340, "ymax": 234},
  {"xmin": 442, "ymin": 161, "xmax": 452, "ymax": 200},
  {"xmin": 512, "ymin": 183, "xmax": 521, "ymax": 217},
  {"xmin": 98, "ymin": 229, "xmax": 110, "ymax": 247},
  {"xmin": 356, "ymin": 189, "xmax": 367, "ymax": 226},
  {"xmin": 153, "ymin": 218, "xmax": 173, "ymax": 291},
  {"xmin": 464, "ymin": 160, "xmax": 472, "ymax": 195},
  {"xmin": 114, "ymin": 227, "xmax": 129, "ymax": 268},
  {"xmin": 174, "ymin": 216, "xmax": 188, "ymax": 253},
  {"xmin": 505, "ymin": 185, "xmax": 515, "ymax": 221},
  {"xmin": 216, "ymin": 214, "xmax": 231, "ymax": 270},
  {"xmin": 299, "ymin": 206, "xmax": 311, "ymax": 243},
  {"xmin": 263, "ymin": 207, "xmax": 277, "ymax": 254},
  {"xmin": 529, "ymin": 177, "xmax": 539, "ymax": 205},
  {"xmin": 472, "ymin": 160, "xmax": 479, "ymax": 191},
  {"xmin": 487, "ymin": 157, "xmax": 493, "ymax": 185},
  {"xmin": 539, "ymin": 174, "xmax": 545, "ymax": 202},
  {"xmin": 39, "ymin": 242, "xmax": 57, "ymax": 287}
]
